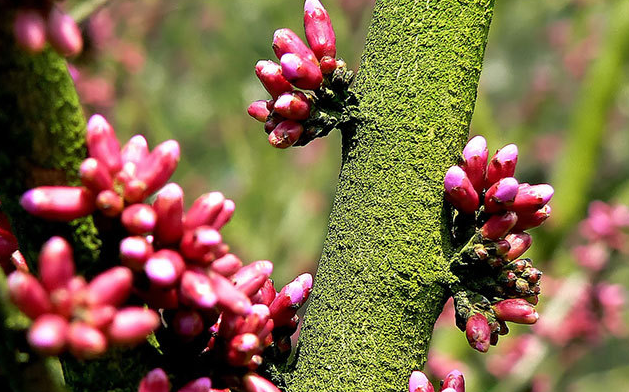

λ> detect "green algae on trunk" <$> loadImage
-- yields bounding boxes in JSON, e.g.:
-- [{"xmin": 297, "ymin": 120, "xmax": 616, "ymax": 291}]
[{"xmin": 283, "ymin": 0, "xmax": 495, "ymax": 390}]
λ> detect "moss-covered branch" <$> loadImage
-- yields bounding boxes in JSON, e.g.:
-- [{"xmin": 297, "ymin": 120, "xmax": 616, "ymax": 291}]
[{"xmin": 283, "ymin": 1, "xmax": 495, "ymax": 390}]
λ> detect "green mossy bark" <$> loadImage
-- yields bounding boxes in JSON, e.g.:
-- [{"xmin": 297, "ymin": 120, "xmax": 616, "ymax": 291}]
[{"xmin": 283, "ymin": 1, "xmax": 494, "ymax": 391}]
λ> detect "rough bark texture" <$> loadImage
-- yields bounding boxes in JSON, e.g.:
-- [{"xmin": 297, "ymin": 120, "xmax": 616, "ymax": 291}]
[{"xmin": 283, "ymin": 1, "xmax": 494, "ymax": 391}]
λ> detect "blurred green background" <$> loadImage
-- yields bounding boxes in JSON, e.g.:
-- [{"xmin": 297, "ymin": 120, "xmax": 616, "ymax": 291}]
[{"xmin": 65, "ymin": 0, "xmax": 629, "ymax": 390}]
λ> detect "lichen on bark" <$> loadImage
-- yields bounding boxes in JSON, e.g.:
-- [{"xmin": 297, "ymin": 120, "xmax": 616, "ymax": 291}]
[{"xmin": 282, "ymin": 0, "xmax": 495, "ymax": 390}]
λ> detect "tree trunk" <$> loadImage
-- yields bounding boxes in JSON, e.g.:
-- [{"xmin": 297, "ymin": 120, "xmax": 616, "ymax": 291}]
[{"xmin": 283, "ymin": 1, "xmax": 494, "ymax": 390}]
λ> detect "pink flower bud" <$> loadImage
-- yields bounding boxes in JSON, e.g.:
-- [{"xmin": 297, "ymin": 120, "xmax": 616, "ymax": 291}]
[
  {"xmin": 272, "ymin": 28, "xmax": 318, "ymax": 65},
  {"xmin": 178, "ymin": 378, "xmax": 212, "ymax": 392},
  {"xmin": 465, "ymin": 314, "xmax": 490, "ymax": 353},
  {"xmin": 14, "ymin": 10, "xmax": 46, "ymax": 53},
  {"xmin": 82, "ymin": 305, "xmax": 116, "ymax": 330},
  {"xmin": 513, "ymin": 205, "xmax": 551, "ymax": 231},
  {"xmin": 510, "ymin": 184, "xmax": 554, "ymax": 214},
  {"xmin": 269, "ymin": 274, "xmax": 312, "ymax": 327},
  {"xmin": 504, "ymin": 232, "xmax": 532, "ymax": 261},
  {"xmin": 264, "ymin": 116, "xmax": 282, "ymax": 134},
  {"xmin": 86, "ymin": 114, "xmax": 122, "ymax": 174},
  {"xmin": 46, "ymin": 7, "xmax": 83, "ymax": 57},
  {"xmin": 444, "ymin": 166, "xmax": 479, "ymax": 214},
  {"xmin": 121, "ymin": 135, "xmax": 149, "ymax": 166},
  {"xmin": 108, "ymin": 307, "xmax": 160, "ymax": 345},
  {"xmin": 172, "ymin": 309, "xmax": 204, "ymax": 339},
  {"xmin": 212, "ymin": 199, "xmax": 236, "ymax": 230},
  {"xmin": 180, "ymin": 270, "xmax": 217, "ymax": 309},
  {"xmin": 409, "ymin": 371, "xmax": 434, "ymax": 392},
  {"xmin": 139, "ymin": 368, "xmax": 170, "ymax": 392},
  {"xmin": 273, "ymin": 92, "xmax": 312, "ymax": 120},
  {"xmin": 11, "ymin": 250, "xmax": 29, "ymax": 273},
  {"xmin": 304, "ymin": 0, "xmax": 337, "ymax": 60},
  {"xmin": 268, "ymin": 120, "xmax": 304, "ymax": 149},
  {"xmin": 120, "ymin": 236, "xmax": 153, "ymax": 271},
  {"xmin": 21, "ymin": 186, "xmax": 96, "ymax": 221},
  {"xmin": 28, "ymin": 314, "xmax": 68, "ymax": 355},
  {"xmin": 233, "ymin": 260, "xmax": 274, "ymax": 297},
  {"xmin": 492, "ymin": 299, "xmax": 538, "ymax": 324},
  {"xmin": 441, "ymin": 371, "xmax": 465, "ymax": 392},
  {"xmin": 251, "ymin": 279, "xmax": 276, "ymax": 306},
  {"xmin": 132, "ymin": 140, "xmax": 181, "ymax": 201},
  {"xmin": 96, "ymin": 189, "xmax": 124, "ymax": 217},
  {"xmin": 461, "ymin": 136, "xmax": 488, "ymax": 194},
  {"xmin": 184, "ymin": 192, "xmax": 225, "ymax": 231},
  {"xmin": 242, "ymin": 374, "xmax": 280, "ymax": 392},
  {"xmin": 139, "ymin": 286, "xmax": 179, "ymax": 310},
  {"xmin": 80, "ymin": 158, "xmax": 114, "ymax": 194},
  {"xmin": 8, "ymin": 271, "xmax": 52, "ymax": 319},
  {"xmin": 144, "ymin": 250, "xmax": 185, "ymax": 287},
  {"xmin": 227, "ymin": 333, "xmax": 260, "ymax": 366},
  {"xmin": 255, "ymin": 60, "xmax": 294, "ymax": 99},
  {"xmin": 152, "ymin": 183, "xmax": 184, "ymax": 245},
  {"xmin": 67, "ymin": 321, "xmax": 107, "ymax": 359},
  {"xmin": 86, "ymin": 266, "xmax": 133, "ymax": 307},
  {"xmin": 210, "ymin": 253, "xmax": 243, "ymax": 277},
  {"xmin": 210, "ymin": 272, "xmax": 252, "ymax": 316},
  {"xmin": 248, "ymin": 100, "xmax": 271, "ymax": 122},
  {"xmin": 39, "ymin": 236, "xmax": 75, "ymax": 292},
  {"xmin": 480, "ymin": 211, "xmax": 518, "ymax": 240},
  {"xmin": 485, "ymin": 144, "xmax": 518, "ymax": 188},
  {"xmin": 180, "ymin": 226, "xmax": 223, "ymax": 264},
  {"xmin": 484, "ymin": 177, "xmax": 518, "ymax": 214},
  {"xmin": 121, "ymin": 204, "xmax": 157, "ymax": 235},
  {"xmin": 280, "ymin": 53, "xmax": 323, "ymax": 90},
  {"xmin": 319, "ymin": 56, "xmax": 337, "ymax": 74}
]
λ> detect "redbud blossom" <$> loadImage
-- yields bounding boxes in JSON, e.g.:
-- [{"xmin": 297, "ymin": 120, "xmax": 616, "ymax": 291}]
[
  {"xmin": 212, "ymin": 199, "xmax": 236, "ymax": 230},
  {"xmin": 280, "ymin": 53, "xmax": 323, "ymax": 90},
  {"xmin": 248, "ymin": 100, "xmax": 271, "ymax": 122},
  {"xmin": 28, "ymin": 314, "xmax": 68, "ymax": 355},
  {"xmin": 319, "ymin": 56, "xmax": 337, "ymax": 74},
  {"xmin": 408, "ymin": 371, "xmax": 434, "ymax": 392},
  {"xmin": 131, "ymin": 140, "xmax": 180, "ymax": 201},
  {"xmin": 465, "ymin": 314, "xmax": 490, "ymax": 353},
  {"xmin": 138, "ymin": 368, "xmax": 170, "ymax": 392},
  {"xmin": 251, "ymin": 279, "xmax": 277, "ymax": 306},
  {"xmin": 480, "ymin": 211, "xmax": 518, "ymax": 240},
  {"xmin": 484, "ymin": 177, "xmax": 518, "ymax": 214},
  {"xmin": 233, "ymin": 260, "xmax": 274, "ymax": 296},
  {"xmin": 67, "ymin": 321, "xmax": 107, "ymax": 359},
  {"xmin": 461, "ymin": 135, "xmax": 488, "ymax": 194},
  {"xmin": 8, "ymin": 271, "xmax": 52, "ymax": 319},
  {"xmin": 86, "ymin": 114, "xmax": 122, "ymax": 174},
  {"xmin": 120, "ymin": 236, "xmax": 153, "ymax": 271},
  {"xmin": 85, "ymin": 266, "xmax": 133, "ymax": 307},
  {"xmin": 510, "ymin": 184, "xmax": 554, "ymax": 213},
  {"xmin": 39, "ymin": 236, "xmax": 74, "ymax": 292},
  {"xmin": 227, "ymin": 333, "xmax": 260, "ymax": 366},
  {"xmin": 304, "ymin": 0, "xmax": 337, "ymax": 60},
  {"xmin": 46, "ymin": 7, "xmax": 83, "ymax": 57},
  {"xmin": 13, "ymin": 10, "xmax": 47, "ymax": 53},
  {"xmin": 269, "ymin": 273, "xmax": 312, "ymax": 327},
  {"xmin": 180, "ymin": 226, "xmax": 222, "ymax": 263},
  {"xmin": 513, "ymin": 205, "xmax": 551, "ymax": 231},
  {"xmin": 180, "ymin": 270, "xmax": 217, "ymax": 309},
  {"xmin": 492, "ymin": 299, "xmax": 539, "ymax": 324},
  {"xmin": 242, "ymin": 373, "xmax": 281, "ymax": 392},
  {"xmin": 255, "ymin": 60, "xmax": 294, "ymax": 99},
  {"xmin": 178, "ymin": 378, "xmax": 212, "ymax": 392},
  {"xmin": 272, "ymin": 28, "xmax": 318, "ymax": 65},
  {"xmin": 122, "ymin": 204, "xmax": 157, "ymax": 234},
  {"xmin": 21, "ymin": 186, "xmax": 96, "ymax": 221},
  {"xmin": 504, "ymin": 232, "xmax": 532, "ymax": 261},
  {"xmin": 210, "ymin": 253, "xmax": 243, "ymax": 277},
  {"xmin": 121, "ymin": 135, "xmax": 150, "ymax": 167},
  {"xmin": 153, "ymin": 183, "xmax": 185, "ymax": 245},
  {"xmin": 273, "ymin": 91, "xmax": 312, "ymax": 120},
  {"xmin": 185, "ymin": 192, "xmax": 225, "ymax": 231},
  {"xmin": 268, "ymin": 120, "xmax": 304, "ymax": 149},
  {"xmin": 107, "ymin": 307, "xmax": 160, "ymax": 345},
  {"xmin": 144, "ymin": 250, "xmax": 186, "ymax": 287},
  {"xmin": 210, "ymin": 272, "xmax": 253, "ymax": 316},
  {"xmin": 172, "ymin": 309, "xmax": 205, "ymax": 339},
  {"xmin": 441, "ymin": 370, "xmax": 465, "ymax": 392},
  {"xmin": 80, "ymin": 158, "xmax": 114, "ymax": 193},
  {"xmin": 485, "ymin": 144, "xmax": 518, "ymax": 187},
  {"xmin": 444, "ymin": 166, "xmax": 479, "ymax": 214},
  {"xmin": 96, "ymin": 189, "xmax": 124, "ymax": 217}
]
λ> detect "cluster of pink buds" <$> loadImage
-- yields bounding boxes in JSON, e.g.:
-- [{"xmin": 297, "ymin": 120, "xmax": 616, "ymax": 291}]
[
  {"xmin": 248, "ymin": 0, "xmax": 356, "ymax": 148},
  {"xmin": 408, "ymin": 369, "xmax": 464, "ymax": 392},
  {"xmin": 444, "ymin": 136, "xmax": 553, "ymax": 352},
  {"xmin": 0, "ymin": 208, "xmax": 20, "ymax": 274},
  {"xmin": 21, "ymin": 114, "xmax": 180, "ymax": 221},
  {"xmin": 138, "ymin": 368, "xmax": 281, "ymax": 392},
  {"xmin": 9, "ymin": 1, "xmax": 82, "ymax": 56},
  {"xmin": 7, "ymin": 236, "xmax": 159, "ymax": 358}
]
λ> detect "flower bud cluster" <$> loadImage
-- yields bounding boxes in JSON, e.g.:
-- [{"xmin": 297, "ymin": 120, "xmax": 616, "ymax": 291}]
[
  {"xmin": 248, "ymin": 0, "xmax": 356, "ymax": 148},
  {"xmin": 0, "ymin": 209, "xmax": 20, "ymax": 275},
  {"xmin": 408, "ymin": 369, "xmax": 465, "ymax": 392},
  {"xmin": 7, "ymin": 236, "xmax": 160, "ymax": 358},
  {"xmin": 8, "ymin": 1, "xmax": 82, "ymax": 56},
  {"xmin": 138, "ymin": 367, "xmax": 279, "ymax": 392},
  {"xmin": 444, "ymin": 136, "xmax": 553, "ymax": 353},
  {"xmin": 14, "ymin": 114, "xmax": 311, "ymax": 390}
]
